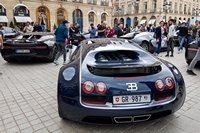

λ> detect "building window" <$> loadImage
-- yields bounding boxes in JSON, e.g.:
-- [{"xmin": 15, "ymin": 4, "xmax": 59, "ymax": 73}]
[
  {"xmin": 101, "ymin": 13, "xmax": 106, "ymax": 22},
  {"xmin": 121, "ymin": 5, "xmax": 124, "ymax": 15},
  {"xmin": 127, "ymin": 4, "xmax": 131, "ymax": 14},
  {"xmin": 88, "ymin": 12, "xmax": 94, "ymax": 24},
  {"xmin": 57, "ymin": 8, "xmax": 65, "ymax": 26},
  {"xmin": 188, "ymin": 7, "xmax": 190, "ymax": 14},
  {"xmin": 169, "ymin": 1, "xmax": 172, "ymax": 10},
  {"xmin": 184, "ymin": 4, "xmax": 186, "ymax": 13},
  {"xmin": 152, "ymin": 0, "xmax": 156, "ymax": 12},
  {"xmin": 174, "ymin": 2, "xmax": 177, "ymax": 12},
  {"xmin": 179, "ymin": 3, "xmax": 182, "ymax": 12},
  {"xmin": 14, "ymin": 5, "xmax": 29, "ymax": 16},
  {"xmin": 143, "ymin": 2, "xmax": 147, "ymax": 13}
]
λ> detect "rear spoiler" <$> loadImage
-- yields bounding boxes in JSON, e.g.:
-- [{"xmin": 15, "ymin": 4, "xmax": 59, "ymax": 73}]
[{"xmin": 87, "ymin": 61, "xmax": 162, "ymax": 76}]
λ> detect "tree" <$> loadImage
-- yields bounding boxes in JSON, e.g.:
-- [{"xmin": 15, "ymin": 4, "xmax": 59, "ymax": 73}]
[
  {"xmin": 9, "ymin": 21, "xmax": 15, "ymax": 29},
  {"xmin": 53, "ymin": 23, "xmax": 57, "ymax": 30}
]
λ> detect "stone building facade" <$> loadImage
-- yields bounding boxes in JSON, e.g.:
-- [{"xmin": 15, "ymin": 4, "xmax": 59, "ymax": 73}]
[
  {"xmin": 112, "ymin": 0, "xmax": 200, "ymax": 27},
  {"xmin": 0, "ymin": 0, "xmax": 112, "ymax": 32}
]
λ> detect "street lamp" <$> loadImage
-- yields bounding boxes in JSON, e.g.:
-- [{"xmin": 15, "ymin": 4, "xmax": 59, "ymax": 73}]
[
  {"xmin": 116, "ymin": 6, "xmax": 121, "ymax": 23},
  {"xmin": 193, "ymin": 8, "xmax": 200, "ymax": 21},
  {"xmin": 163, "ymin": 0, "xmax": 171, "ymax": 22}
]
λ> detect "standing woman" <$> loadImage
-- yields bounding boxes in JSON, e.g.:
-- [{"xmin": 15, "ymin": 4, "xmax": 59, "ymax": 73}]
[{"xmin": 106, "ymin": 26, "xmax": 114, "ymax": 38}]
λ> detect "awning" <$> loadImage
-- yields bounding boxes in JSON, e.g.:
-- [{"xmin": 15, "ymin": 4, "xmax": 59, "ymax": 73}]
[
  {"xmin": 140, "ymin": 19, "xmax": 146, "ymax": 24},
  {"xmin": 0, "ymin": 16, "xmax": 8, "ymax": 22},
  {"xmin": 14, "ymin": 16, "xmax": 32, "ymax": 23},
  {"xmin": 179, "ymin": 20, "xmax": 182, "ymax": 23},
  {"xmin": 148, "ymin": 19, "xmax": 156, "ymax": 24}
]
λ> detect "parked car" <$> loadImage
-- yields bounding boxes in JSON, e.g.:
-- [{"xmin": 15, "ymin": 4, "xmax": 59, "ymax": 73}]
[
  {"xmin": 2, "ymin": 27, "xmax": 20, "ymax": 41},
  {"xmin": 70, "ymin": 32, "xmax": 90, "ymax": 46},
  {"xmin": 1, "ymin": 32, "xmax": 57, "ymax": 62},
  {"xmin": 185, "ymin": 41, "xmax": 198, "ymax": 65},
  {"xmin": 119, "ymin": 32, "xmax": 140, "ymax": 40},
  {"xmin": 57, "ymin": 38, "xmax": 186, "ymax": 124},
  {"xmin": 129, "ymin": 32, "xmax": 167, "ymax": 52}
]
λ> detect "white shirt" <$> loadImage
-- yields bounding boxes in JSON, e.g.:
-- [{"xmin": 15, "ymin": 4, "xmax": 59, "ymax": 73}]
[
  {"xmin": 23, "ymin": 25, "xmax": 33, "ymax": 33},
  {"xmin": 167, "ymin": 25, "xmax": 175, "ymax": 39}
]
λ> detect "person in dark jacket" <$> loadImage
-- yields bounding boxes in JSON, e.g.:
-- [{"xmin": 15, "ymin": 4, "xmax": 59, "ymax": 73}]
[
  {"xmin": 117, "ymin": 24, "xmax": 124, "ymax": 38},
  {"xmin": 33, "ymin": 22, "xmax": 42, "ymax": 32},
  {"xmin": 177, "ymin": 22, "xmax": 188, "ymax": 53},
  {"xmin": 54, "ymin": 20, "xmax": 69, "ymax": 65},
  {"xmin": 153, "ymin": 21, "xmax": 164, "ymax": 56},
  {"xmin": 187, "ymin": 29, "xmax": 200, "ymax": 76}
]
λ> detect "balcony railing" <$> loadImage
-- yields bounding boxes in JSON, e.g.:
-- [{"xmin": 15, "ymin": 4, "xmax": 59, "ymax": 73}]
[
  {"xmin": 101, "ymin": 1, "xmax": 109, "ymax": 6},
  {"xmin": 73, "ymin": 0, "xmax": 83, "ymax": 3},
  {"xmin": 169, "ymin": 10, "xmax": 173, "ymax": 13},
  {"xmin": 150, "ymin": 9, "xmax": 156, "ymax": 13},
  {"xmin": 127, "ymin": 11, "xmax": 131, "ymax": 14},
  {"xmin": 179, "ymin": 11, "xmax": 183, "ymax": 14},
  {"xmin": 142, "ymin": 9, "xmax": 147, "ymax": 13},
  {"xmin": 87, "ymin": 0, "xmax": 97, "ymax": 4},
  {"xmin": 188, "ymin": 12, "xmax": 191, "ymax": 15},
  {"xmin": 134, "ymin": 10, "xmax": 139, "ymax": 14},
  {"xmin": 174, "ymin": 10, "xmax": 178, "ymax": 13},
  {"xmin": 184, "ymin": 11, "xmax": 187, "ymax": 14}
]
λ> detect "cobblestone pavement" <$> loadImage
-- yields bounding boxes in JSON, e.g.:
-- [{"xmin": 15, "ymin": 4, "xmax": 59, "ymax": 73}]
[{"xmin": 1, "ymin": 49, "xmax": 200, "ymax": 133}]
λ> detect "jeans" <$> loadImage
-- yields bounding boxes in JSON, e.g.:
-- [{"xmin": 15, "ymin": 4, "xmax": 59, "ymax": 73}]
[
  {"xmin": 41, "ymin": 24, "xmax": 46, "ymax": 32},
  {"xmin": 54, "ymin": 42, "xmax": 67, "ymax": 62},
  {"xmin": 166, "ymin": 37, "xmax": 174, "ymax": 56},
  {"xmin": 98, "ymin": 35, "xmax": 106, "ymax": 38},
  {"xmin": 154, "ymin": 39, "xmax": 162, "ymax": 54},
  {"xmin": 178, "ymin": 36, "xmax": 186, "ymax": 51},
  {"xmin": 188, "ymin": 47, "xmax": 200, "ymax": 70},
  {"xmin": 187, "ymin": 36, "xmax": 193, "ymax": 46}
]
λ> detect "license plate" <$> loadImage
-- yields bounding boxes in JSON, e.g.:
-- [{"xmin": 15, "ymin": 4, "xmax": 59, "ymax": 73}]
[
  {"xmin": 74, "ymin": 40, "xmax": 79, "ymax": 42},
  {"xmin": 113, "ymin": 95, "xmax": 151, "ymax": 105},
  {"xmin": 15, "ymin": 49, "xmax": 30, "ymax": 53}
]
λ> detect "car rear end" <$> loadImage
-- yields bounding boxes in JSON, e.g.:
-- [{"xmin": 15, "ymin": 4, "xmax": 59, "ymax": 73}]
[
  {"xmin": 185, "ymin": 41, "xmax": 198, "ymax": 64},
  {"xmin": 77, "ymin": 47, "xmax": 185, "ymax": 124},
  {"xmin": 1, "ymin": 35, "xmax": 54, "ymax": 61}
]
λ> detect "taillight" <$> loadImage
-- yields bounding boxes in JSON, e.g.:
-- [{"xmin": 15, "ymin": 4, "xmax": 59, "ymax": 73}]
[
  {"xmin": 82, "ymin": 81, "xmax": 94, "ymax": 94},
  {"xmin": 165, "ymin": 78, "xmax": 174, "ymax": 89},
  {"xmin": 155, "ymin": 80, "xmax": 165, "ymax": 91},
  {"xmin": 96, "ymin": 82, "xmax": 107, "ymax": 94}
]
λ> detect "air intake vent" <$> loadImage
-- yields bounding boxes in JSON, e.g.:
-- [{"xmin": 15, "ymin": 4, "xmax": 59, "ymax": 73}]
[{"xmin": 95, "ymin": 50, "xmax": 140, "ymax": 62}]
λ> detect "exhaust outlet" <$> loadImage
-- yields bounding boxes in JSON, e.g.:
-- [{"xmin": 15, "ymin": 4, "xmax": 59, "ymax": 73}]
[
  {"xmin": 114, "ymin": 116, "xmax": 132, "ymax": 123},
  {"xmin": 133, "ymin": 114, "xmax": 151, "ymax": 122}
]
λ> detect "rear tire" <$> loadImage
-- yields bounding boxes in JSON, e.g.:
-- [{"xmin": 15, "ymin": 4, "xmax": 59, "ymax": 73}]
[
  {"xmin": 48, "ymin": 45, "xmax": 57, "ymax": 62},
  {"xmin": 141, "ymin": 42, "xmax": 149, "ymax": 51}
]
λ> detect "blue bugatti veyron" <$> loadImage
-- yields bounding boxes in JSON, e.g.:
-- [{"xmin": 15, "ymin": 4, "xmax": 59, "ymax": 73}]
[{"xmin": 57, "ymin": 38, "xmax": 185, "ymax": 124}]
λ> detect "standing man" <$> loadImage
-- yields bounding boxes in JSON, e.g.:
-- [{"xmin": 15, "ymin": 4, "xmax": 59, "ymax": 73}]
[
  {"xmin": 74, "ymin": 23, "xmax": 80, "ymax": 34},
  {"xmin": 117, "ymin": 24, "xmax": 124, "ymax": 38},
  {"xmin": 192, "ymin": 20, "xmax": 200, "ymax": 40},
  {"xmin": 177, "ymin": 22, "xmax": 188, "ymax": 53},
  {"xmin": 88, "ymin": 23, "xmax": 97, "ymax": 38},
  {"xmin": 154, "ymin": 21, "xmax": 164, "ymax": 56},
  {"xmin": 97, "ymin": 21, "xmax": 107, "ymax": 38},
  {"xmin": 186, "ymin": 29, "xmax": 200, "ymax": 76},
  {"xmin": 38, "ymin": 12, "xmax": 47, "ymax": 32},
  {"xmin": 166, "ymin": 19, "xmax": 175, "ymax": 57},
  {"xmin": 54, "ymin": 20, "xmax": 69, "ymax": 65},
  {"xmin": 23, "ymin": 21, "xmax": 33, "ymax": 33},
  {"xmin": 140, "ymin": 23, "xmax": 147, "ymax": 32}
]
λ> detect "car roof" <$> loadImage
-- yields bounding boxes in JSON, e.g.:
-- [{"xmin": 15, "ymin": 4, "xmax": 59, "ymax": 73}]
[{"xmin": 20, "ymin": 32, "xmax": 54, "ymax": 36}]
